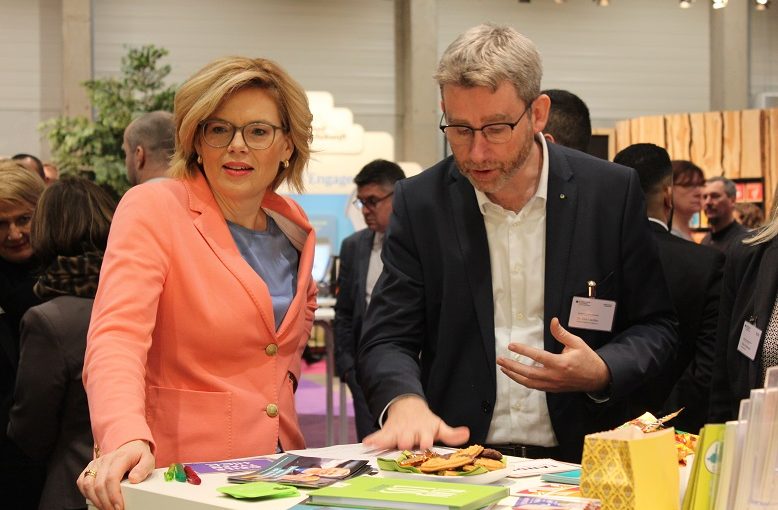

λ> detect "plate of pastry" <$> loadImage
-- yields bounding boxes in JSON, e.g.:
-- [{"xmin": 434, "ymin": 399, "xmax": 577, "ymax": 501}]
[{"xmin": 376, "ymin": 445, "xmax": 510, "ymax": 485}]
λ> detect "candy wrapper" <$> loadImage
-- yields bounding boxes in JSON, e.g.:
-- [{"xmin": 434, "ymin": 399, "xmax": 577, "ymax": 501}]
[
  {"xmin": 617, "ymin": 410, "xmax": 698, "ymax": 465},
  {"xmin": 618, "ymin": 410, "xmax": 683, "ymax": 433}
]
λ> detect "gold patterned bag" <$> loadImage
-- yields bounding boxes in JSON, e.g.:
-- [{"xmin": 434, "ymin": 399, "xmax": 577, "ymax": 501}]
[{"xmin": 580, "ymin": 426, "xmax": 679, "ymax": 510}]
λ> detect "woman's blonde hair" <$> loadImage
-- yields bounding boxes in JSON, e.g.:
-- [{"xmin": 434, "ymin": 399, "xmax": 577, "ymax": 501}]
[
  {"xmin": 0, "ymin": 160, "xmax": 46, "ymax": 209},
  {"xmin": 745, "ymin": 201, "xmax": 778, "ymax": 245},
  {"xmin": 169, "ymin": 57, "xmax": 312, "ymax": 193}
]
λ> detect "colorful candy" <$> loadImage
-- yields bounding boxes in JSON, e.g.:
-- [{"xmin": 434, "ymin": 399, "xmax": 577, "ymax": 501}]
[
  {"xmin": 184, "ymin": 465, "xmax": 202, "ymax": 485},
  {"xmin": 173, "ymin": 463, "xmax": 187, "ymax": 482}
]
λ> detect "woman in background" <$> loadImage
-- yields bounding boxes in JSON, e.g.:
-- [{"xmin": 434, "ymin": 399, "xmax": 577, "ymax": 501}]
[
  {"xmin": 78, "ymin": 56, "xmax": 316, "ymax": 510},
  {"xmin": 671, "ymin": 160, "xmax": 705, "ymax": 240},
  {"xmin": 733, "ymin": 202, "xmax": 764, "ymax": 230},
  {"xmin": 8, "ymin": 177, "xmax": 115, "ymax": 510},
  {"xmin": 0, "ymin": 161, "xmax": 46, "ymax": 510}
]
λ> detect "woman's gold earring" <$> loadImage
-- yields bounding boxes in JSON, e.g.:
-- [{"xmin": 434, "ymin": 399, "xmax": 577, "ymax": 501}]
[
  {"xmin": 197, "ymin": 155, "xmax": 202, "ymax": 165},
  {"xmin": 283, "ymin": 159, "xmax": 290, "ymax": 169}
]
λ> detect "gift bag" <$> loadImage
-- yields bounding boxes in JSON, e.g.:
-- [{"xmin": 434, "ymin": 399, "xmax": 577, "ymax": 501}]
[{"xmin": 580, "ymin": 426, "xmax": 679, "ymax": 510}]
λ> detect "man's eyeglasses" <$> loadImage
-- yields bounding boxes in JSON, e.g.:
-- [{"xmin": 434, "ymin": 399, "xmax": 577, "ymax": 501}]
[
  {"xmin": 353, "ymin": 192, "xmax": 394, "ymax": 210},
  {"xmin": 0, "ymin": 212, "xmax": 33, "ymax": 239},
  {"xmin": 439, "ymin": 102, "xmax": 533, "ymax": 146},
  {"xmin": 200, "ymin": 119, "xmax": 286, "ymax": 150}
]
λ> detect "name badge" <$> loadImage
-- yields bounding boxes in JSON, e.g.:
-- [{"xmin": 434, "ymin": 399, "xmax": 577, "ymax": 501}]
[
  {"xmin": 737, "ymin": 321, "xmax": 762, "ymax": 361},
  {"xmin": 568, "ymin": 297, "xmax": 617, "ymax": 332}
]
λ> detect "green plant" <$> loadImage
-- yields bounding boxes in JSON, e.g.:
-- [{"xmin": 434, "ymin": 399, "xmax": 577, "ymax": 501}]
[{"xmin": 41, "ymin": 45, "xmax": 176, "ymax": 196}]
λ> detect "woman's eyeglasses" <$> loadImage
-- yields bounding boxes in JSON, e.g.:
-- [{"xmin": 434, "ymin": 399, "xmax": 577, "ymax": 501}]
[{"xmin": 200, "ymin": 119, "xmax": 285, "ymax": 150}]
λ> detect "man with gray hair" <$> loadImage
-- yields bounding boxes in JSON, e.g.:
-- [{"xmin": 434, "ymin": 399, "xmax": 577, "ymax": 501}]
[
  {"xmin": 701, "ymin": 176, "xmax": 748, "ymax": 253},
  {"xmin": 359, "ymin": 23, "xmax": 677, "ymax": 462},
  {"xmin": 122, "ymin": 111, "xmax": 175, "ymax": 186}
]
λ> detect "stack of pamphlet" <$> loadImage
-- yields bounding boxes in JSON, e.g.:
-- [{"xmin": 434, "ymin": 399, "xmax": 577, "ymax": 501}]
[
  {"xmin": 683, "ymin": 365, "xmax": 778, "ymax": 510},
  {"xmin": 228, "ymin": 454, "xmax": 371, "ymax": 489},
  {"xmin": 306, "ymin": 475, "xmax": 509, "ymax": 510}
]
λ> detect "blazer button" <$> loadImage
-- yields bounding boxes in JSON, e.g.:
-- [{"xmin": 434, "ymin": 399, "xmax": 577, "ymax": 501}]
[
  {"xmin": 481, "ymin": 400, "xmax": 491, "ymax": 413},
  {"xmin": 265, "ymin": 344, "xmax": 278, "ymax": 356},
  {"xmin": 266, "ymin": 403, "xmax": 279, "ymax": 417}
]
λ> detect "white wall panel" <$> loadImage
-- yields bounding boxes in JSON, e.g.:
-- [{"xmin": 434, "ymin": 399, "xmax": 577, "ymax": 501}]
[
  {"xmin": 437, "ymin": 0, "xmax": 710, "ymax": 128},
  {"xmin": 92, "ymin": 0, "xmax": 396, "ymax": 137},
  {"xmin": 751, "ymin": 6, "xmax": 778, "ymax": 103},
  {"xmin": 0, "ymin": 0, "xmax": 62, "ymax": 158}
]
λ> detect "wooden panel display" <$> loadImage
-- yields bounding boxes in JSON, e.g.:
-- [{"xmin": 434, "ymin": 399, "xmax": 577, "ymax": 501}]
[
  {"xmin": 702, "ymin": 112, "xmax": 724, "ymax": 178},
  {"xmin": 740, "ymin": 110, "xmax": 764, "ymax": 179},
  {"xmin": 635, "ymin": 115, "xmax": 666, "ymax": 148},
  {"xmin": 721, "ymin": 110, "xmax": 742, "ymax": 179},
  {"xmin": 766, "ymin": 109, "xmax": 778, "ymax": 216},
  {"xmin": 614, "ymin": 107, "xmax": 778, "ymax": 218},
  {"xmin": 665, "ymin": 114, "xmax": 691, "ymax": 161},
  {"xmin": 615, "ymin": 120, "xmax": 631, "ymax": 155},
  {"xmin": 688, "ymin": 113, "xmax": 707, "ymax": 170}
]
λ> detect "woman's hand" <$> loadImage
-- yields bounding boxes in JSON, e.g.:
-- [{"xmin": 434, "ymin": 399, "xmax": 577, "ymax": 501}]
[{"xmin": 77, "ymin": 439, "xmax": 155, "ymax": 510}]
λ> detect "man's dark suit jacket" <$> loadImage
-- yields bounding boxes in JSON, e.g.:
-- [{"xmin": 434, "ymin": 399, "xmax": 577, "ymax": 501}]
[
  {"xmin": 8, "ymin": 296, "xmax": 94, "ymax": 510},
  {"xmin": 334, "ymin": 228, "xmax": 378, "ymax": 439},
  {"xmin": 358, "ymin": 145, "xmax": 678, "ymax": 462},
  {"xmin": 710, "ymin": 236, "xmax": 778, "ymax": 422},
  {"xmin": 630, "ymin": 222, "xmax": 723, "ymax": 433}
]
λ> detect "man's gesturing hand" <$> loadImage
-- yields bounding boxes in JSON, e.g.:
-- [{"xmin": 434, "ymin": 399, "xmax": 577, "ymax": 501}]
[{"xmin": 496, "ymin": 317, "xmax": 611, "ymax": 393}]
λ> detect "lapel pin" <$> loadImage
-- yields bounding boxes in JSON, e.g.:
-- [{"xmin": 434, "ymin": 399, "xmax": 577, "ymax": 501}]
[{"xmin": 559, "ymin": 193, "xmax": 566, "ymax": 199}]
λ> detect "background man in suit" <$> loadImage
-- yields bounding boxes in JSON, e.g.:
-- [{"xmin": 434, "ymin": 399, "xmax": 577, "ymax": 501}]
[
  {"xmin": 614, "ymin": 143, "xmax": 723, "ymax": 432},
  {"xmin": 702, "ymin": 176, "xmax": 748, "ymax": 254},
  {"xmin": 122, "ymin": 111, "xmax": 175, "ymax": 186},
  {"xmin": 334, "ymin": 159, "xmax": 405, "ymax": 440},
  {"xmin": 359, "ymin": 23, "xmax": 677, "ymax": 462},
  {"xmin": 541, "ymin": 89, "xmax": 591, "ymax": 153}
]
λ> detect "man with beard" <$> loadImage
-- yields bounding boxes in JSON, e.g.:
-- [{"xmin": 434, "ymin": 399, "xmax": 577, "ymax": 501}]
[
  {"xmin": 358, "ymin": 23, "xmax": 678, "ymax": 462},
  {"xmin": 334, "ymin": 159, "xmax": 405, "ymax": 440}
]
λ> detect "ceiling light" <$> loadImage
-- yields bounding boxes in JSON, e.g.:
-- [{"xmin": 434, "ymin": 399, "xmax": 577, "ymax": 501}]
[
  {"xmin": 593, "ymin": 0, "xmax": 610, "ymax": 6},
  {"xmin": 679, "ymin": 0, "xmax": 694, "ymax": 7},
  {"xmin": 755, "ymin": 0, "xmax": 770, "ymax": 9},
  {"xmin": 712, "ymin": 0, "xmax": 728, "ymax": 8}
]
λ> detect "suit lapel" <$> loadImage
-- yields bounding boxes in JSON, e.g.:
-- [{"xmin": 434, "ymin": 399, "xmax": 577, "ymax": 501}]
[
  {"xmin": 448, "ymin": 166, "xmax": 496, "ymax": 372},
  {"xmin": 186, "ymin": 174, "xmax": 278, "ymax": 334},
  {"xmin": 544, "ymin": 146, "xmax": 578, "ymax": 353}
]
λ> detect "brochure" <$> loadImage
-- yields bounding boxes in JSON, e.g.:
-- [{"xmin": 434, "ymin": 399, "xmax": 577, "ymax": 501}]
[
  {"xmin": 227, "ymin": 454, "xmax": 371, "ymax": 489},
  {"xmin": 306, "ymin": 475, "xmax": 509, "ymax": 510},
  {"xmin": 514, "ymin": 483, "xmax": 583, "ymax": 498},
  {"xmin": 540, "ymin": 468, "xmax": 582, "ymax": 485},
  {"xmin": 186, "ymin": 456, "xmax": 273, "ymax": 474},
  {"xmin": 508, "ymin": 458, "xmax": 580, "ymax": 478},
  {"xmin": 513, "ymin": 495, "xmax": 601, "ymax": 509}
]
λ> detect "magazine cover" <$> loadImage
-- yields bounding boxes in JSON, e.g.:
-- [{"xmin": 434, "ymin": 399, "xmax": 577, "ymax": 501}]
[{"xmin": 227, "ymin": 454, "xmax": 371, "ymax": 488}]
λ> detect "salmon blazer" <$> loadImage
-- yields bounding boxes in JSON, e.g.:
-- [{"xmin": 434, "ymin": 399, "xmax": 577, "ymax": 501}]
[{"xmin": 84, "ymin": 173, "xmax": 317, "ymax": 467}]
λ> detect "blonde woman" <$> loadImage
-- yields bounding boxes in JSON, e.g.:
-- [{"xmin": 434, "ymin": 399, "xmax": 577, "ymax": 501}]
[
  {"xmin": 78, "ymin": 57, "xmax": 316, "ymax": 510},
  {"xmin": 710, "ymin": 205, "xmax": 778, "ymax": 422}
]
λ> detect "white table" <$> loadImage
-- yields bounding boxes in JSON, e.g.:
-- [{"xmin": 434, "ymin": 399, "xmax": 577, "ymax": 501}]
[{"xmin": 89, "ymin": 444, "xmax": 545, "ymax": 510}]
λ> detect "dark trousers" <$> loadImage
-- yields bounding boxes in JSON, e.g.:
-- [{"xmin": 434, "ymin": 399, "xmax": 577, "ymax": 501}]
[{"xmin": 344, "ymin": 370, "xmax": 378, "ymax": 441}]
